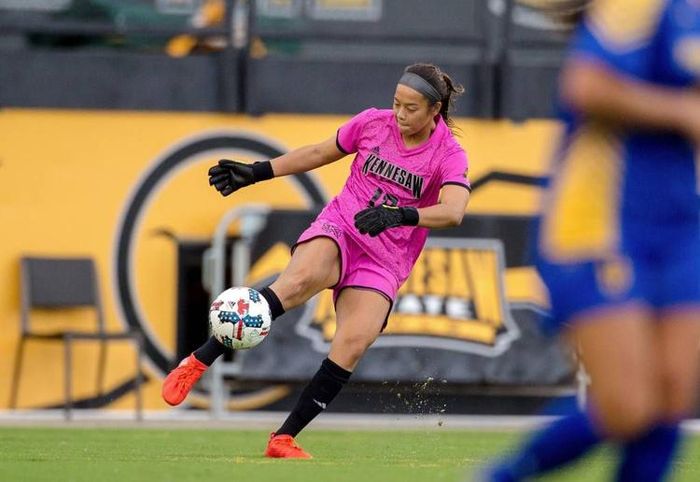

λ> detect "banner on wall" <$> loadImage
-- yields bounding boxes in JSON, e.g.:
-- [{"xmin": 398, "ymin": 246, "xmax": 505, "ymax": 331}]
[{"xmin": 225, "ymin": 210, "xmax": 570, "ymax": 385}]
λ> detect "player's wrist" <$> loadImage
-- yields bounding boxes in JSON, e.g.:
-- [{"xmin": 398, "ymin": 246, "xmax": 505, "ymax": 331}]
[
  {"xmin": 400, "ymin": 207, "xmax": 419, "ymax": 226},
  {"xmin": 251, "ymin": 160, "xmax": 274, "ymax": 183}
]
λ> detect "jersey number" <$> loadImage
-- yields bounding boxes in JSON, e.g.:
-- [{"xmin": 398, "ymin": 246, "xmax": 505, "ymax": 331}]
[{"xmin": 368, "ymin": 188, "xmax": 398, "ymax": 208}]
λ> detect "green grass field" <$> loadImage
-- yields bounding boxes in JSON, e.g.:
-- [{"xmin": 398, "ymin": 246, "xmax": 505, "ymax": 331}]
[{"xmin": 1, "ymin": 427, "xmax": 699, "ymax": 482}]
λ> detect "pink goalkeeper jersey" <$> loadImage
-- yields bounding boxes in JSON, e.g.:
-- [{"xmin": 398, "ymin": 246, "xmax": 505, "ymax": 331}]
[{"xmin": 319, "ymin": 108, "xmax": 470, "ymax": 283}]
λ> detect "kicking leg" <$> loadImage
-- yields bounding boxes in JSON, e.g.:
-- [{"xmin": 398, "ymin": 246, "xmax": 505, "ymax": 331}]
[
  {"xmin": 162, "ymin": 237, "xmax": 341, "ymax": 406},
  {"xmin": 194, "ymin": 237, "xmax": 342, "ymax": 364}
]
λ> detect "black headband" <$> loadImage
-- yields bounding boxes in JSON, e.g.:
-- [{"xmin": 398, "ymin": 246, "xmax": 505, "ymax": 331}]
[{"xmin": 398, "ymin": 72, "xmax": 442, "ymax": 104}]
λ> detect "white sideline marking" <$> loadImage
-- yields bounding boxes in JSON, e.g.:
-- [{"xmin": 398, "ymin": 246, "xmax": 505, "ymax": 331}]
[{"xmin": 1, "ymin": 410, "xmax": 700, "ymax": 433}]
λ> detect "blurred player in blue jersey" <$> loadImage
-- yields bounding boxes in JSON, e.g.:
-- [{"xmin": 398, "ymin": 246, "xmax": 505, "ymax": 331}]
[{"xmin": 485, "ymin": 0, "xmax": 700, "ymax": 480}]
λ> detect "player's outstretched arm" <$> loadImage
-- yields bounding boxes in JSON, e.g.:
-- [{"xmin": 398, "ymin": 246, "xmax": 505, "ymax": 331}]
[
  {"xmin": 208, "ymin": 136, "xmax": 346, "ymax": 197},
  {"xmin": 269, "ymin": 136, "xmax": 346, "ymax": 177}
]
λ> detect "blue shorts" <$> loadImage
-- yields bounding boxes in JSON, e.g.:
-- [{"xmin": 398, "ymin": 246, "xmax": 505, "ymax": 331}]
[{"xmin": 537, "ymin": 224, "xmax": 700, "ymax": 334}]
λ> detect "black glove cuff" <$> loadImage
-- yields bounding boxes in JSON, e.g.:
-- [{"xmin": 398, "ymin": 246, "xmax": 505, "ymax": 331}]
[
  {"xmin": 401, "ymin": 207, "xmax": 420, "ymax": 226},
  {"xmin": 251, "ymin": 161, "xmax": 274, "ymax": 183}
]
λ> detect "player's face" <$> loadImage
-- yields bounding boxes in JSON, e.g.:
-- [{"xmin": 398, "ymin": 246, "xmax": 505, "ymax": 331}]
[{"xmin": 393, "ymin": 84, "xmax": 441, "ymax": 137}]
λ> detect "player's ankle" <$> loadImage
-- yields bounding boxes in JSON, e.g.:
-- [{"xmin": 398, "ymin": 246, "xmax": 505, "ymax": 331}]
[{"xmin": 192, "ymin": 337, "xmax": 225, "ymax": 366}]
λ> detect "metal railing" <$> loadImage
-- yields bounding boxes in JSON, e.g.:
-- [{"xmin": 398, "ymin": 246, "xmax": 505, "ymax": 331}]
[
  {"xmin": 0, "ymin": 0, "xmax": 569, "ymax": 118},
  {"xmin": 202, "ymin": 203, "xmax": 270, "ymax": 419}
]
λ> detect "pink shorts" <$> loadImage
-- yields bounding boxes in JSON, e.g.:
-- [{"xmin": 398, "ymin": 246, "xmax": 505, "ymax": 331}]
[{"xmin": 293, "ymin": 218, "xmax": 399, "ymax": 317}]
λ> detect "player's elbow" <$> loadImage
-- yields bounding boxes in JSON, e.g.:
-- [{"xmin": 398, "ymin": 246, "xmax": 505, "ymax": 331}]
[{"xmin": 446, "ymin": 209, "xmax": 464, "ymax": 227}]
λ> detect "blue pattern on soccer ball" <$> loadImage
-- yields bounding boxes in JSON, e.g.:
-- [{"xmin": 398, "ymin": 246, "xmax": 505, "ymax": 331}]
[
  {"xmin": 248, "ymin": 289, "xmax": 261, "ymax": 303},
  {"xmin": 217, "ymin": 310, "xmax": 264, "ymax": 328},
  {"xmin": 220, "ymin": 335, "xmax": 234, "ymax": 348}
]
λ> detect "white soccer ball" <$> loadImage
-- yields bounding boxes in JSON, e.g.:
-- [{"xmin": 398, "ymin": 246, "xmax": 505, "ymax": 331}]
[{"xmin": 209, "ymin": 287, "xmax": 272, "ymax": 350}]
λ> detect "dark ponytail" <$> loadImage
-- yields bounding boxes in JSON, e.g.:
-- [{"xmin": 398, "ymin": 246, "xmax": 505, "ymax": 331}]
[
  {"xmin": 404, "ymin": 63, "xmax": 464, "ymax": 134},
  {"xmin": 439, "ymin": 73, "xmax": 465, "ymax": 128}
]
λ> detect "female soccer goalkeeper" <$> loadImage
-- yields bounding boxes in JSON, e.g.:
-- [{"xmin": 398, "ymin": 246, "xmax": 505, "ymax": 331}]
[{"xmin": 162, "ymin": 62, "xmax": 471, "ymax": 458}]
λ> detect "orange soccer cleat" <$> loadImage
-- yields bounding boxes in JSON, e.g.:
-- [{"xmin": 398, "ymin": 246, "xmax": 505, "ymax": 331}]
[
  {"xmin": 264, "ymin": 433, "xmax": 313, "ymax": 459},
  {"xmin": 161, "ymin": 353, "xmax": 208, "ymax": 406}
]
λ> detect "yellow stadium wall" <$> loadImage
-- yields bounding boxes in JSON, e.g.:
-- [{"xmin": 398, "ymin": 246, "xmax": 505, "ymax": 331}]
[{"xmin": 0, "ymin": 109, "xmax": 559, "ymax": 410}]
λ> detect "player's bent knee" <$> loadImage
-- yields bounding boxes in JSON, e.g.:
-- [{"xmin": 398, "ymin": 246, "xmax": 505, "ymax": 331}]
[
  {"xmin": 336, "ymin": 334, "xmax": 375, "ymax": 365},
  {"xmin": 277, "ymin": 268, "xmax": 324, "ymax": 306}
]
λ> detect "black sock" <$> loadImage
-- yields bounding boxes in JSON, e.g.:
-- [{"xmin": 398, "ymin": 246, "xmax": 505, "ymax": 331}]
[
  {"xmin": 275, "ymin": 358, "xmax": 352, "ymax": 437},
  {"xmin": 193, "ymin": 336, "xmax": 226, "ymax": 366},
  {"xmin": 260, "ymin": 286, "xmax": 285, "ymax": 320}
]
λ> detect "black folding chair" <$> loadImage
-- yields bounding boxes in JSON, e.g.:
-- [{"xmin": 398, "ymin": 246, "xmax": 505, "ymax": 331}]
[{"xmin": 9, "ymin": 256, "xmax": 143, "ymax": 420}]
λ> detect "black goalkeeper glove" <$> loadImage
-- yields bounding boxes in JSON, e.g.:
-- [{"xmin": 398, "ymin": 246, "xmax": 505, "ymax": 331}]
[
  {"xmin": 207, "ymin": 159, "xmax": 274, "ymax": 197},
  {"xmin": 354, "ymin": 205, "xmax": 419, "ymax": 237}
]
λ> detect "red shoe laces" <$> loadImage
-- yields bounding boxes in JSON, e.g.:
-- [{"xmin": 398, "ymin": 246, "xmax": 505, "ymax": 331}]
[{"xmin": 175, "ymin": 364, "xmax": 203, "ymax": 384}]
